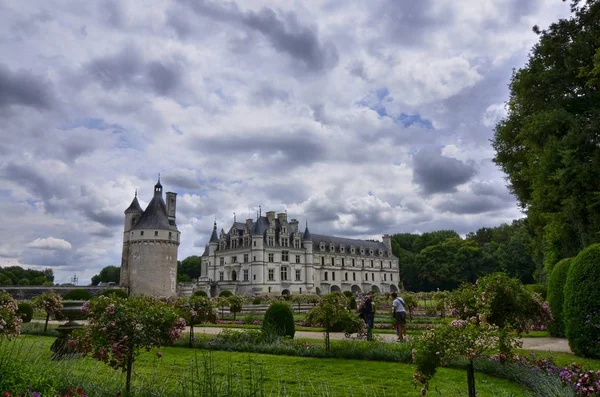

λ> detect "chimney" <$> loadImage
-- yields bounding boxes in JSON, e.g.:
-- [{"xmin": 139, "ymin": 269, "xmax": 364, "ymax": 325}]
[
  {"xmin": 266, "ymin": 211, "xmax": 276, "ymax": 223},
  {"xmin": 289, "ymin": 219, "xmax": 299, "ymax": 232},
  {"xmin": 166, "ymin": 192, "xmax": 177, "ymax": 225},
  {"xmin": 382, "ymin": 234, "xmax": 392, "ymax": 252},
  {"xmin": 277, "ymin": 212, "xmax": 287, "ymax": 224},
  {"xmin": 245, "ymin": 218, "xmax": 253, "ymax": 229}
]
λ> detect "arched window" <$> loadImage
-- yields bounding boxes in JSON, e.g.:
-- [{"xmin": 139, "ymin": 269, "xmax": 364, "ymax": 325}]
[{"xmin": 232, "ymin": 271, "xmax": 237, "ymax": 281}]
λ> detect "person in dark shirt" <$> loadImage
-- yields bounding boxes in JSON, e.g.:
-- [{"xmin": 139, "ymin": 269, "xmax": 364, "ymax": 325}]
[{"xmin": 362, "ymin": 292, "xmax": 375, "ymax": 341}]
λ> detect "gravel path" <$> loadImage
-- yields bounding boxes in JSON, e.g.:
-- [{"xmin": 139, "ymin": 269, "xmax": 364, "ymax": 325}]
[{"xmin": 192, "ymin": 326, "xmax": 573, "ymax": 353}]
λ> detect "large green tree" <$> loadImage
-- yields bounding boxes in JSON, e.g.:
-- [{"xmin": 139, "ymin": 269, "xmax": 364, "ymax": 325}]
[
  {"xmin": 177, "ymin": 256, "xmax": 203, "ymax": 281},
  {"xmin": 492, "ymin": 0, "xmax": 600, "ymax": 273},
  {"xmin": 90, "ymin": 265, "xmax": 120, "ymax": 286}
]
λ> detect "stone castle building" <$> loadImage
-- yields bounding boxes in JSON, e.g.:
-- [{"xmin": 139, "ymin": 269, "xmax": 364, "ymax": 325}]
[
  {"xmin": 120, "ymin": 178, "xmax": 180, "ymax": 296},
  {"xmin": 198, "ymin": 211, "xmax": 399, "ymax": 296}
]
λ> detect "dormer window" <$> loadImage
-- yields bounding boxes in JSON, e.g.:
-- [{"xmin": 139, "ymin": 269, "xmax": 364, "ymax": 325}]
[
  {"xmin": 378, "ymin": 249, "xmax": 383, "ymax": 256},
  {"xmin": 369, "ymin": 249, "xmax": 374, "ymax": 256},
  {"xmin": 360, "ymin": 248, "xmax": 365, "ymax": 255},
  {"xmin": 350, "ymin": 247, "xmax": 355, "ymax": 254},
  {"xmin": 329, "ymin": 244, "xmax": 335, "ymax": 252},
  {"xmin": 320, "ymin": 243, "xmax": 325, "ymax": 251},
  {"xmin": 340, "ymin": 246, "xmax": 345, "ymax": 253}
]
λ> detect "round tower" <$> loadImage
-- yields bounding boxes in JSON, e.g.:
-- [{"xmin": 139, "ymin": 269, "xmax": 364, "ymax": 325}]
[
  {"xmin": 127, "ymin": 177, "xmax": 180, "ymax": 297},
  {"xmin": 303, "ymin": 221, "xmax": 314, "ymax": 293}
]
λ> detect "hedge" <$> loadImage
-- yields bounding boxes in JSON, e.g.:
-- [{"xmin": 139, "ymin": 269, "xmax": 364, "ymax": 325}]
[
  {"xmin": 547, "ymin": 258, "xmax": 573, "ymax": 337},
  {"xmin": 262, "ymin": 302, "xmax": 295, "ymax": 339},
  {"xmin": 564, "ymin": 245, "xmax": 600, "ymax": 358}
]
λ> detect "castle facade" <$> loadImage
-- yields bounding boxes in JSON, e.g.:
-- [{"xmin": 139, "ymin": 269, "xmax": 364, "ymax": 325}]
[{"xmin": 199, "ymin": 211, "xmax": 399, "ymax": 296}]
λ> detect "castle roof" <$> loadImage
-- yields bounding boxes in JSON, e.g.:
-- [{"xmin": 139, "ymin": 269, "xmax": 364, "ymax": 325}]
[
  {"xmin": 131, "ymin": 194, "xmax": 178, "ymax": 231},
  {"xmin": 251, "ymin": 216, "xmax": 270, "ymax": 235},
  {"xmin": 303, "ymin": 225, "xmax": 311, "ymax": 240},
  {"xmin": 125, "ymin": 196, "xmax": 143, "ymax": 213},
  {"xmin": 209, "ymin": 222, "xmax": 219, "ymax": 242},
  {"xmin": 309, "ymin": 234, "xmax": 389, "ymax": 254}
]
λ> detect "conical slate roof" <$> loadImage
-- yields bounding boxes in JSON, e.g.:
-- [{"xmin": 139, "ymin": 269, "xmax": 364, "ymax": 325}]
[
  {"xmin": 210, "ymin": 222, "xmax": 219, "ymax": 242},
  {"xmin": 125, "ymin": 196, "xmax": 143, "ymax": 214},
  {"xmin": 303, "ymin": 225, "xmax": 311, "ymax": 240},
  {"xmin": 131, "ymin": 194, "xmax": 178, "ymax": 231}
]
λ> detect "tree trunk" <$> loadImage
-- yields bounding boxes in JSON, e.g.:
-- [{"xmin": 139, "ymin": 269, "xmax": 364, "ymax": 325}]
[
  {"xmin": 189, "ymin": 324, "xmax": 194, "ymax": 347},
  {"xmin": 44, "ymin": 313, "xmax": 49, "ymax": 333},
  {"xmin": 325, "ymin": 331, "xmax": 330, "ymax": 354},
  {"xmin": 126, "ymin": 351, "xmax": 134, "ymax": 396},
  {"xmin": 467, "ymin": 359, "xmax": 476, "ymax": 397}
]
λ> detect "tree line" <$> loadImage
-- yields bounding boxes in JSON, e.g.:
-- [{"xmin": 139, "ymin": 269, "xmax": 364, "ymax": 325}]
[
  {"xmin": 0, "ymin": 266, "xmax": 54, "ymax": 286},
  {"xmin": 392, "ymin": 219, "xmax": 536, "ymax": 291}
]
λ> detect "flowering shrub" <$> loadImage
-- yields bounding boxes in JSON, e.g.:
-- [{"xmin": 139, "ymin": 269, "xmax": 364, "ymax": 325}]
[
  {"xmin": 186, "ymin": 295, "xmax": 217, "ymax": 345},
  {"xmin": 305, "ymin": 293, "xmax": 360, "ymax": 353},
  {"xmin": 2, "ymin": 389, "xmax": 87, "ymax": 397},
  {"xmin": 32, "ymin": 291, "xmax": 63, "ymax": 332},
  {"xmin": 494, "ymin": 353, "xmax": 600, "ymax": 397},
  {"xmin": 0, "ymin": 291, "xmax": 22, "ymax": 338},
  {"xmin": 227, "ymin": 295, "xmax": 244, "ymax": 320},
  {"xmin": 71, "ymin": 296, "xmax": 186, "ymax": 395},
  {"xmin": 412, "ymin": 318, "xmax": 521, "ymax": 396}
]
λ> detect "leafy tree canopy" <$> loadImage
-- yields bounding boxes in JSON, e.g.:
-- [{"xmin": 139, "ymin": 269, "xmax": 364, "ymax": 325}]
[
  {"xmin": 492, "ymin": 0, "xmax": 600, "ymax": 272},
  {"xmin": 90, "ymin": 265, "xmax": 120, "ymax": 286},
  {"xmin": 177, "ymin": 256, "xmax": 202, "ymax": 281},
  {"xmin": 0, "ymin": 266, "xmax": 53, "ymax": 286}
]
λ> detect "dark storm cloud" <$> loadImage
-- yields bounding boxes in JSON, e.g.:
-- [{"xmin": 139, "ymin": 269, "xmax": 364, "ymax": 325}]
[
  {"xmin": 471, "ymin": 181, "xmax": 514, "ymax": 202},
  {"xmin": 412, "ymin": 148, "xmax": 477, "ymax": 195},
  {"xmin": 1, "ymin": 162, "xmax": 58, "ymax": 202},
  {"xmin": 98, "ymin": 0, "xmax": 123, "ymax": 27},
  {"xmin": 0, "ymin": 64, "xmax": 54, "ymax": 109},
  {"xmin": 147, "ymin": 61, "xmax": 182, "ymax": 96},
  {"xmin": 435, "ymin": 194, "xmax": 510, "ymax": 215},
  {"xmin": 85, "ymin": 46, "xmax": 183, "ymax": 95},
  {"xmin": 86, "ymin": 45, "xmax": 143, "ymax": 90},
  {"xmin": 177, "ymin": 0, "xmax": 338, "ymax": 71},
  {"xmin": 189, "ymin": 132, "xmax": 326, "ymax": 169}
]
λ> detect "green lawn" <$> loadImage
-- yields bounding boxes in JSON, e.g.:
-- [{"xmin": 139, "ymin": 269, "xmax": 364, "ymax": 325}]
[{"xmin": 4, "ymin": 335, "xmax": 528, "ymax": 397}]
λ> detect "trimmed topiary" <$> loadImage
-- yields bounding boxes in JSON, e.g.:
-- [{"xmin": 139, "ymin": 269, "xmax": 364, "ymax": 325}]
[
  {"xmin": 252, "ymin": 297, "xmax": 263, "ymax": 305},
  {"xmin": 547, "ymin": 258, "xmax": 573, "ymax": 337},
  {"xmin": 192, "ymin": 290, "xmax": 208, "ymax": 297},
  {"xmin": 17, "ymin": 302, "xmax": 34, "ymax": 323},
  {"xmin": 62, "ymin": 289, "xmax": 92, "ymax": 301},
  {"xmin": 99, "ymin": 289, "xmax": 128, "ymax": 299},
  {"xmin": 564, "ymin": 244, "xmax": 600, "ymax": 358},
  {"xmin": 218, "ymin": 290, "xmax": 233, "ymax": 298},
  {"xmin": 343, "ymin": 291, "xmax": 353, "ymax": 299},
  {"xmin": 262, "ymin": 302, "xmax": 295, "ymax": 339}
]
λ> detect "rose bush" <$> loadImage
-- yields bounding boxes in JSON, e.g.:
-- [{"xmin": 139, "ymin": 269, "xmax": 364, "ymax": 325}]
[
  {"xmin": 71, "ymin": 296, "xmax": 186, "ymax": 395},
  {"xmin": 0, "ymin": 291, "xmax": 22, "ymax": 338},
  {"xmin": 32, "ymin": 291, "xmax": 63, "ymax": 332}
]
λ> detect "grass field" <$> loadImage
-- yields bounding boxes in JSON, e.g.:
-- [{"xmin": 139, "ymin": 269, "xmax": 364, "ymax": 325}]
[{"xmin": 2, "ymin": 335, "xmax": 529, "ymax": 397}]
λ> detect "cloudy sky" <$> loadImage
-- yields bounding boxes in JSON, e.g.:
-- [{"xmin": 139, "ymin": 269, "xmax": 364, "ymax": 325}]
[{"xmin": 0, "ymin": 0, "xmax": 571, "ymax": 284}]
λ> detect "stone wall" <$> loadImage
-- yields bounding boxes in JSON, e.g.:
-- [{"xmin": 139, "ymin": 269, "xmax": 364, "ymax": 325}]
[{"xmin": 0, "ymin": 286, "xmax": 124, "ymax": 301}]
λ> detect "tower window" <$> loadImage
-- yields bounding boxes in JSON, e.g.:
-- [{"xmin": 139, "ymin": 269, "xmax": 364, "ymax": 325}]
[
  {"xmin": 345, "ymin": 272, "xmax": 348, "ymax": 281},
  {"xmin": 321, "ymin": 257, "xmax": 325, "ymax": 266},
  {"xmin": 168, "ymin": 232, "xmax": 172, "ymax": 239},
  {"xmin": 253, "ymin": 241, "xmax": 257, "ymax": 247},
  {"xmin": 155, "ymin": 231, "xmax": 158, "ymax": 237},
  {"xmin": 332, "ymin": 272, "xmax": 335, "ymax": 281},
  {"xmin": 384, "ymin": 274, "xmax": 387, "ymax": 281},
  {"xmin": 353, "ymin": 272, "xmax": 356, "ymax": 281},
  {"xmin": 324, "ymin": 272, "xmax": 328, "ymax": 281},
  {"xmin": 341, "ymin": 258, "xmax": 345, "ymax": 267},
  {"xmin": 331, "ymin": 258, "xmax": 335, "ymax": 266},
  {"xmin": 140, "ymin": 231, "xmax": 144, "ymax": 236},
  {"xmin": 391, "ymin": 274, "xmax": 393, "ymax": 281},
  {"xmin": 371, "ymin": 260, "xmax": 374, "ymax": 268}
]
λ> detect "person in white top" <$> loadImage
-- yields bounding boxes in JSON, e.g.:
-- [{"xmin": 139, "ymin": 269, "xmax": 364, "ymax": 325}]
[{"xmin": 391, "ymin": 292, "xmax": 407, "ymax": 341}]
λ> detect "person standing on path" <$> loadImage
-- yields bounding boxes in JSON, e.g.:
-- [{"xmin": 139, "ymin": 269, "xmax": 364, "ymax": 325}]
[
  {"xmin": 361, "ymin": 292, "xmax": 375, "ymax": 341},
  {"xmin": 391, "ymin": 292, "xmax": 407, "ymax": 341}
]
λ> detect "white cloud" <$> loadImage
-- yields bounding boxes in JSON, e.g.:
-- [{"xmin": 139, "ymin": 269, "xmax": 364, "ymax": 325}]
[{"xmin": 26, "ymin": 237, "xmax": 73, "ymax": 251}]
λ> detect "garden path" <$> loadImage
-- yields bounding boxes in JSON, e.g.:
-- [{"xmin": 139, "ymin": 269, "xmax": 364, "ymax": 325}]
[{"xmin": 191, "ymin": 326, "xmax": 572, "ymax": 353}]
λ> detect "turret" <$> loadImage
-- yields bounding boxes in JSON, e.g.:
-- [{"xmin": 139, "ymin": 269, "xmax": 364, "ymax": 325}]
[
  {"xmin": 208, "ymin": 221, "xmax": 218, "ymax": 256},
  {"xmin": 121, "ymin": 190, "xmax": 143, "ymax": 291}
]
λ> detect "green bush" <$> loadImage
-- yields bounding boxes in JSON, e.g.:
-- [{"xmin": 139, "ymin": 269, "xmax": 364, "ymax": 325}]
[
  {"xmin": 343, "ymin": 291, "xmax": 353, "ymax": 299},
  {"xmin": 262, "ymin": 302, "xmax": 295, "ymax": 339},
  {"xmin": 348, "ymin": 297, "xmax": 357, "ymax": 310},
  {"xmin": 547, "ymin": 258, "xmax": 573, "ymax": 337},
  {"xmin": 192, "ymin": 290, "xmax": 208, "ymax": 297},
  {"xmin": 62, "ymin": 289, "xmax": 92, "ymax": 301},
  {"xmin": 524, "ymin": 284, "xmax": 547, "ymax": 300},
  {"xmin": 218, "ymin": 290, "xmax": 233, "ymax": 298},
  {"xmin": 252, "ymin": 297, "xmax": 262, "ymax": 305},
  {"xmin": 98, "ymin": 289, "xmax": 128, "ymax": 299},
  {"xmin": 16, "ymin": 302, "xmax": 33, "ymax": 323},
  {"xmin": 564, "ymin": 244, "xmax": 600, "ymax": 358}
]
